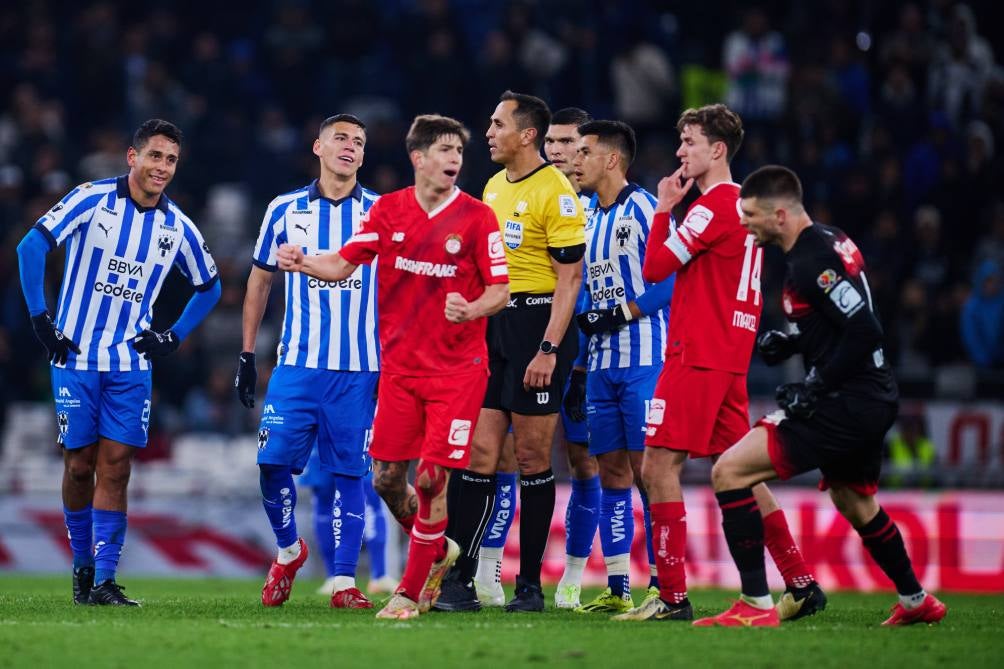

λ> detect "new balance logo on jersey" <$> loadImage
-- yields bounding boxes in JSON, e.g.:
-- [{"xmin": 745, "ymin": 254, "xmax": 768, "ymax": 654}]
[
  {"xmin": 58, "ymin": 387, "xmax": 71, "ymax": 398},
  {"xmin": 158, "ymin": 235, "xmax": 174, "ymax": 257},
  {"xmin": 536, "ymin": 392, "xmax": 550, "ymax": 405},
  {"xmin": 392, "ymin": 232, "xmax": 405, "ymax": 242},
  {"xmin": 448, "ymin": 419, "xmax": 471, "ymax": 446}
]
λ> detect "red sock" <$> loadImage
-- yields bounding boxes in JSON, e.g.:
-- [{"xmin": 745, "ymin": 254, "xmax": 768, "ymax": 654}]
[
  {"xmin": 651, "ymin": 501, "xmax": 688, "ymax": 604},
  {"xmin": 763, "ymin": 509, "xmax": 815, "ymax": 589},
  {"xmin": 396, "ymin": 516, "xmax": 447, "ymax": 602},
  {"xmin": 395, "ymin": 512, "xmax": 415, "ymax": 533}
]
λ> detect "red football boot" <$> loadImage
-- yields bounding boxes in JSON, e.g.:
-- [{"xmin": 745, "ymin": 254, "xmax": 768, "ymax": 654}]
[
  {"xmin": 882, "ymin": 594, "xmax": 947, "ymax": 626},
  {"xmin": 693, "ymin": 598, "xmax": 780, "ymax": 627},
  {"xmin": 331, "ymin": 587, "xmax": 374, "ymax": 609},
  {"xmin": 261, "ymin": 538, "xmax": 308, "ymax": 607}
]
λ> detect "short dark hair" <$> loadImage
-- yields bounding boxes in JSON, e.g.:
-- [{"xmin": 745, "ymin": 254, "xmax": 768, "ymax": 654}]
[
  {"xmin": 500, "ymin": 90, "xmax": 551, "ymax": 148},
  {"xmin": 740, "ymin": 165, "xmax": 804, "ymax": 203},
  {"xmin": 577, "ymin": 120, "xmax": 637, "ymax": 166},
  {"xmin": 132, "ymin": 119, "xmax": 183, "ymax": 150},
  {"xmin": 550, "ymin": 107, "xmax": 591, "ymax": 127},
  {"xmin": 405, "ymin": 114, "xmax": 471, "ymax": 153},
  {"xmin": 319, "ymin": 113, "xmax": 366, "ymax": 136},
  {"xmin": 676, "ymin": 104, "xmax": 744, "ymax": 162}
]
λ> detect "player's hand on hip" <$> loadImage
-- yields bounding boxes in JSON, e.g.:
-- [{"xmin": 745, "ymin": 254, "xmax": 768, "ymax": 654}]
[
  {"xmin": 444, "ymin": 292, "xmax": 471, "ymax": 323},
  {"xmin": 31, "ymin": 312, "xmax": 81, "ymax": 365},
  {"xmin": 655, "ymin": 166, "xmax": 693, "ymax": 213},
  {"xmin": 277, "ymin": 243, "xmax": 304, "ymax": 271},
  {"xmin": 131, "ymin": 329, "xmax": 180, "ymax": 359},
  {"xmin": 523, "ymin": 351, "xmax": 556, "ymax": 390},
  {"xmin": 235, "ymin": 352, "xmax": 257, "ymax": 408}
]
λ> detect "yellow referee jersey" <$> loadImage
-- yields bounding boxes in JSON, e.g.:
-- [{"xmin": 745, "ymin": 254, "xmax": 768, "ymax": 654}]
[{"xmin": 483, "ymin": 163, "xmax": 585, "ymax": 294}]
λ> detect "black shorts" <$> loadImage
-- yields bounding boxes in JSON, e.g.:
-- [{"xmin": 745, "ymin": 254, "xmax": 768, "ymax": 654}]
[
  {"xmin": 758, "ymin": 393, "xmax": 898, "ymax": 495},
  {"xmin": 483, "ymin": 293, "xmax": 578, "ymax": 415}
]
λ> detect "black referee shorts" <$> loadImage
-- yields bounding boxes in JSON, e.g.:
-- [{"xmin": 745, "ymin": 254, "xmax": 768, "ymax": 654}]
[
  {"xmin": 483, "ymin": 293, "xmax": 577, "ymax": 415},
  {"xmin": 766, "ymin": 393, "xmax": 898, "ymax": 493}
]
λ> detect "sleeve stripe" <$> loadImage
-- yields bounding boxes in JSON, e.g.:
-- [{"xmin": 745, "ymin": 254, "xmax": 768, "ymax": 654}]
[
  {"xmin": 349, "ymin": 232, "xmax": 378, "ymax": 243},
  {"xmin": 252, "ymin": 258, "xmax": 278, "ymax": 272},
  {"xmin": 665, "ymin": 229, "xmax": 693, "ymax": 265},
  {"xmin": 32, "ymin": 222, "xmax": 57, "ymax": 250},
  {"xmin": 192, "ymin": 273, "xmax": 221, "ymax": 293},
  {"xmin": 490, "ymin": 265, "xmax": 508, "ymax": 276}
]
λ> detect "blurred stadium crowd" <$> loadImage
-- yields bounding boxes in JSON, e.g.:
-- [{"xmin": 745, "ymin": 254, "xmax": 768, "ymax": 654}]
[{"xmin": 0, "ymin": 0, "xmax": 1002, "ymax": 456}]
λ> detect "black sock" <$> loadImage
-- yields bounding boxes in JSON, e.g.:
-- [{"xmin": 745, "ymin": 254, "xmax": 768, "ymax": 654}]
[
  {"xmin": 716, "ymin": 489, "xmax": 769, "ymax": 598},
  {"xmin": 446, "ymin": 470, "xmax": 496, "ymax": 582},
  {"xmin": 518, "ymin": 469, "xmax": 555, "ymax": 586},
  {"xmin": 856, "ymin": 507, "xmax": 923, "ymax": 595}
]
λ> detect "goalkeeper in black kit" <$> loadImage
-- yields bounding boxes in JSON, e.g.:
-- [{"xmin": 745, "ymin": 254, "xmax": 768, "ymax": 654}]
[{"xmin": 693, "ymin": 165, "xmax": 947, "ymax": 627}]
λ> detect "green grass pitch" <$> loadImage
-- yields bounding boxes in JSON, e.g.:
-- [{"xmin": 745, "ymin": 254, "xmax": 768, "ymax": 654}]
[{"xmin": 1, "ymin": 576, "xmax": 1000, "ymax": 668}]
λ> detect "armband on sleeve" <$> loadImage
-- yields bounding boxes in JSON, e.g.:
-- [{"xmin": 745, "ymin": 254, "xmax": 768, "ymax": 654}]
[{"xmin": 548, "ymin": 243, "xmax": 585, "ymax": 264}]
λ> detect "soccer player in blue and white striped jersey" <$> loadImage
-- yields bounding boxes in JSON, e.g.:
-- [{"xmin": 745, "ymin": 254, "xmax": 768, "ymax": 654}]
[
  {"xmin": 234, "ymin": 114, "xmax": 379, "ymax": 609},
  {"xmin": 569, "ymin": 120, "xmax": 675, "ymax": 613},
  {"xmin": 16, "ymin": 119, "xmax": 221, "ymax": 606}
]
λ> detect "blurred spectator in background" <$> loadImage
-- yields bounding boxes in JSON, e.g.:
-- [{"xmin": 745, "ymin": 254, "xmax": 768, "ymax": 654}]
[
  {"xmin": 961, "ymin": 260, "xmax": 1004, "ymax": 369},
  {"xmin": 885, "ymin": 412, "xmax": 937, "ymax": 488}
]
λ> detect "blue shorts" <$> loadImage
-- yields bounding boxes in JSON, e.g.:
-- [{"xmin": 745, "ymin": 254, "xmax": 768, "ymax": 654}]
[
  {"xmin": 586, "ymin": 365, "xmax": 660, "ymax": 456},
  {"xmin": 51, "ymin": 368, "xmax": 152, "ymax": 449},
  {"xmin": 560, "ymin": 373, "xmax": 588, "ymax": 445},
  {"xmin": 257, "ymin": 366, "xmax": 377, "ymax": 477}
]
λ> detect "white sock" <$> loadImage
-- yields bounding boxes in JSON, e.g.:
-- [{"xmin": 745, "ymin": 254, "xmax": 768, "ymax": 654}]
[
  {"xmin": 332, "ymin": 575, "xmax": 355, "ymax": 592},
  {"xmin": 899, "ymin": 590, "xmax": 927, "ymax": 609},
  {"xmin": 741, "ymin": 593, "xmax": 774, "ymax": 610},
  {"xmin": 559, "ymin": 555, "xmax": 588, "ymax": 585},
  {"xmin": 276, "ymin": 539, "xmax": 301, "ymax": 565},
  {"xmin": 476, "ymin": 547, "xmax": 503, "ymax": 586}
]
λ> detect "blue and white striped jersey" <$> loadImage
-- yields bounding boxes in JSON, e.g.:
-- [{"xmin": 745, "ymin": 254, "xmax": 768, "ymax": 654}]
[
  {"xmin": 582, "ymin": 183, "xmax": 672, "ymax": 371},
  {"xmin": 34, "ymin": 176, "xmax": 218, "ymax": 372},
  {"xmin": 252, "ymin": 180, "xmax": 379, "ymax": 371}
]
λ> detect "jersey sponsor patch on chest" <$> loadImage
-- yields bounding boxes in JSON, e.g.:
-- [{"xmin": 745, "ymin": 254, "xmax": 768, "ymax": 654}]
[
  {"xmin": 828, "ymin": 280, "xmax": 864, "ymax": 315},
  {"xmin": 504, "ymin": 219, "xmax": 523, "ymax": 249}
]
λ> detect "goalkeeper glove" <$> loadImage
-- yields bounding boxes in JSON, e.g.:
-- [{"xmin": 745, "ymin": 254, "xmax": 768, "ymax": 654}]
[
  {"xmin": 562, "ymin": 368, "xmax": 587, "ymax": 423},
  {"xmin": 131, "ymin": 329, "xmax": 180, "ymax": 359},
  {"xmin": 756, "ymin": 330, "xmax": 800, "ymax": 366},
  {"xmin": 576, "ymin": 303, "xmax": 633, "ymax": 336},
  {"xmin": 31, "ymin": 312, "xmax": 81, "ymax": 365},
  {"xmin": 775, "ymin": 368, "xmax": 827, "ymax": 420},
  {"xmin": 235, "ymin": 352, "xmax": 257, "ymax": 409}
]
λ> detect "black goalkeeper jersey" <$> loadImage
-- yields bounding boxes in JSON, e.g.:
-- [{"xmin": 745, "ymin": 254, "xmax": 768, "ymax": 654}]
[{"xmin": 781, "ymin": 223, "xmax": 898, "ymax": 403}]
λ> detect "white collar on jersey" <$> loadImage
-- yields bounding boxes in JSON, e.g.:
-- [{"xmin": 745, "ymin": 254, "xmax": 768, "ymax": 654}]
[{"xmin": 420, "ymin": 186, "xmax": 461, "ymax": 219}]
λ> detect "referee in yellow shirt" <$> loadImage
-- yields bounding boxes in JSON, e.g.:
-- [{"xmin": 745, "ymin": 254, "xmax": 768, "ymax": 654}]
[{"xmin": 439, "ymin": 90, "xmax": 585, "ymax": 613}]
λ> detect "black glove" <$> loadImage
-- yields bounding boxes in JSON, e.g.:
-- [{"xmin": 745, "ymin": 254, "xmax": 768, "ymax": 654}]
[
  {"xmin": 31, "ymin": 312, "xmax": 81, "ymax": 365},
  {"xmin": 757, "ymin": 330, "xmax": 800, "ymax": 366},
  {"xmin": 576, "ymin": 304, "xmax": 632, "ymax": 336},
  {"xmin": 235, "ymin": 352, "xmax": 257, "ymax": 409},
  {"xmin": 131, "ymin": 329, "xmax": 180, "ymax": 359},
  {"xmin": 562, "ymin": 368, "xmax": 587, "ymax": 423},
  {"xmin": 775, "ymin": 368, "xmax": 827, "ymax": 420}
]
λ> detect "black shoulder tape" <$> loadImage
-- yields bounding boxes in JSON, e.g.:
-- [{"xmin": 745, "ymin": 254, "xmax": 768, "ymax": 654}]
[{"xmin": 548, "ymin": 243, "xmax": 585, "ymax": 263}]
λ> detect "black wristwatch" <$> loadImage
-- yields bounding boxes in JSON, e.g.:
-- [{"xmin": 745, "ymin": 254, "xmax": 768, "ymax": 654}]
[{"xmin": 539, "ymin": 340, "xmax": 557, "ymax": 354}]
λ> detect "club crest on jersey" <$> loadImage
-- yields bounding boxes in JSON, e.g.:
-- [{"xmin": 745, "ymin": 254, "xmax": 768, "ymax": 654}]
[
  {"xmin": 816, "ymin": 269, "xmax": 839, "ymax": 292},
  {"xmin": 615, "ymin": 220, "xmax": 633, "ymax": 247},
  {"xmin": 445, "ymin": 233, "xmax": 462, "ymax": 254},
  {"xmin": 158, "ymin": 234, "xmax": 174, "ymax": 257},
  {"xmin": 504, "ymin": 220, "xmax": 523, "ymax": 249},
  {"xmin": 257, "ymin": 427, "xmax": 270, "ymax": 451}
]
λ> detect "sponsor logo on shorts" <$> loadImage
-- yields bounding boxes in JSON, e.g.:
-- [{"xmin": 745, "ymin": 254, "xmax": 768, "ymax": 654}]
[
  {"xmin": 57, "ymin": 411, "xmax": 69, "ymax": 443},
  {"xmin": 536, "ymin": 392, "xmax": 550, "ymax": 405},
  {"xmin": 647, "ymin": 398, "xmax": 666, "ymax": 426},
  {"xmin": 258, "ymin": 427, "xmax": 270, "ymax": 450},
  {"xmin": 58, "ymin": 386, "xmax": 71, "ymax": 398},
  {"xmin": 447, "ymin": 449, "xmax": 465, "ymax": 460},
  {"xmin": 448, "ymin": 419, "xmax": 472, "ymax": 446}
]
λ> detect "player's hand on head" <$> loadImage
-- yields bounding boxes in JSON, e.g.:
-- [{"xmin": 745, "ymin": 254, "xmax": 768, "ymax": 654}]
[
  {"xmin": 235, "ymin": 352, "xmax": 257, "ymax": 408},
  {"xmin": 444, "ymin": 291, "xmax": 470, "ymax": 323},
  {"xmin": 523, "ymin": 351, "xmax": 556, "ymax": 390},
  {"xmin": 656, "ymin": 166, "xmax": 693, "ymax": 212},
  {"xmin": 757, "ymin": 330, "xmax": 799, "ymax": 366},
  {"xmin": 30, "ymin": 312, "xmax": 81, "ymax": 365},
  {"xmin": 277, "ymin": 243, "xmax": 304, "ymax": 271},
  {"xmin": 563, "ymin": 368, "xmax": 587, "ymax": 422},
  {"xmin": 131, "ymin": 329, "xmax": 180, "ymax": 359}
]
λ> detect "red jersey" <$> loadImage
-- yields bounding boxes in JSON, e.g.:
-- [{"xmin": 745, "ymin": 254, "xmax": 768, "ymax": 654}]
[
  {"xmin": 339, "ymin": 186, "xmax": 509, "ymax": 376},
  {"xmin": 642, "ymin": 182, "xmax": 762, "ymax": 374}
]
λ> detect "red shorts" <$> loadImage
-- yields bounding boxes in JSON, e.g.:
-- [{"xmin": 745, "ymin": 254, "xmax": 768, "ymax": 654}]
[
  {"xmin": 370, "ymin": 369, "xmax": 488, "ymax": 469},
  {"xmin": 644, "ymin": 354, "xmax": 750, "ymax": 458}
]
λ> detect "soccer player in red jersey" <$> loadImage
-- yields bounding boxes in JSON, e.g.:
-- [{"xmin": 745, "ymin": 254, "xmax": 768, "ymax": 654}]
[
  {"xmin": 614, "ymin": 105, "xmax": 822, "ymax": 623},
  {"xmin": 277, "ymin": 115, "xmax": 510, "ymax": 620}
]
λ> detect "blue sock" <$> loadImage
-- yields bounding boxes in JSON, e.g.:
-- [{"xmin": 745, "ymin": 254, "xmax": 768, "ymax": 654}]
[
  {"xmin": 481, "ymin": 472, "xmax": 517, "ymax": 549},
  {"xmin": 363, "ymin": 472, "xmax": 388, "ymax": 579},
  {"xmin": 63, "ymin": 505, "xmax": 94, "ymax": 569},
  {"xmin": 566, "ymin": 475, "xmax": 600, "ymax": 558},
  {"xmin": 92, "ymin": 509, "xmax": 127, "ymax": 584},
  {"xmin": 333, "ymin": 474, "xmax": 365, "ymax": 578},
  {"xmin": 599, "ymin": 487, "xmax": 634, "ymax": 597},
  {"xmin": 639, "ymin": 488, "xmax": 658, "ymax": 589},
  {"xmin": 260, "ymin": 464, "xmax": 298, "ymax": 548},
  {"xmin": 312, "ymin": 474, "xmax": 337, "ymax": 577}
]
